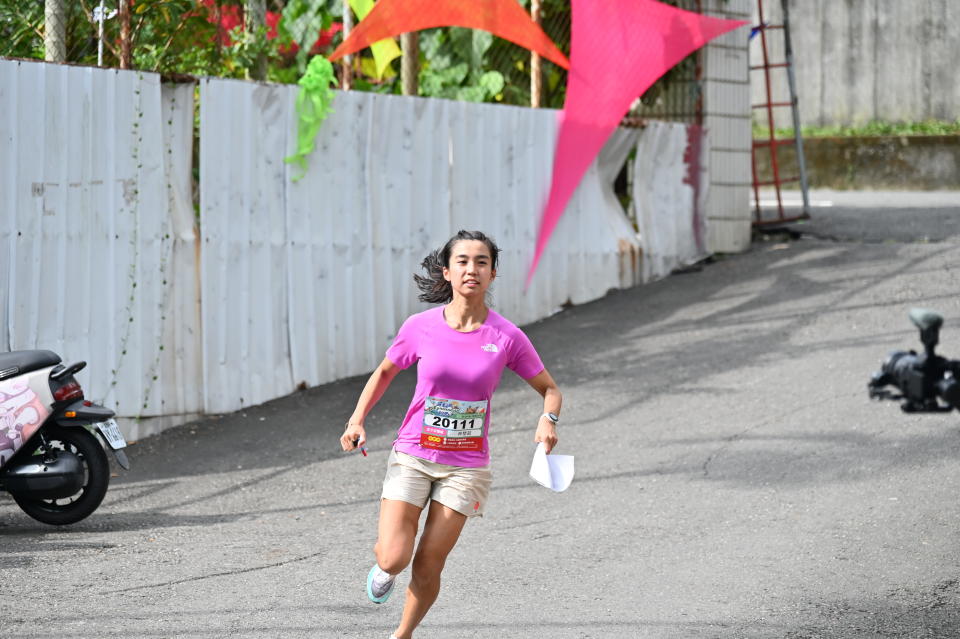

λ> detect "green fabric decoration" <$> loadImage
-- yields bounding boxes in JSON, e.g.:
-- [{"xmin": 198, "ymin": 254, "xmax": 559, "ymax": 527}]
[{"xmin": 286, "ymin": 56, "xmax": 337, "ymax": 182}]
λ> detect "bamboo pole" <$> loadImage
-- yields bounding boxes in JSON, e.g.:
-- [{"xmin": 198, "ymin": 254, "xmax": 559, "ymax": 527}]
[
  {"xmin": 401, "ymin": 33, "xmax": 418, "ymax": 96},
  {"xmin": 530, "ymin": 0, "xmax": 542, "ymax": 107},
  {"xmin": 119, "ymin": 0, "xmax": 132, "ymax": 69},
  {"xmin": 246, "ymin": 0, "xmax": 267, "ymax": 81},
  {"xmin": 341, "ymin": 0, "xmax": 353, "ymax": 90}
]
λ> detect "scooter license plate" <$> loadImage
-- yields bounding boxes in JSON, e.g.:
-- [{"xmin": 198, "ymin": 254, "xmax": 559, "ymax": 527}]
[{"xmin": 95, "ymin": 419, "xmax": 127, "ymax": 450}]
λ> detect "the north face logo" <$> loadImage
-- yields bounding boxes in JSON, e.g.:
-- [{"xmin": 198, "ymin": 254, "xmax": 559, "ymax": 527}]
[{"xmin": 481, "ymin": 343, "xmax": 499, "ymax": 353}]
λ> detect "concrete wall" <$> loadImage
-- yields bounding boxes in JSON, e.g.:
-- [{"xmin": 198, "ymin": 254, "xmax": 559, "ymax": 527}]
[
  {"xmin": 754, "ymin": 135, "xmax": 960, "ymax": 190},
  {"xmin": 752, "ymin": 0, "xmax": 960, "ymax": 128},
  {"xmin": 703, "ymin": 0, "xmax": 753, "ymax": 253}
]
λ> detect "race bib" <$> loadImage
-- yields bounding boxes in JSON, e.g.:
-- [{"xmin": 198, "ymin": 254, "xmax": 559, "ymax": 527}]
[{"xmin": 420, "ymin": 396, "xmax": 488, "ymax": 452}]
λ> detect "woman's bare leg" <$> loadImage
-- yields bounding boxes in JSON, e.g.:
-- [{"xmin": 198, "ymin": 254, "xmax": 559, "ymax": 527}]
[
  {"xmin": 392, "ymin": 501, "xmax": 467, "ymax": 639},
  {"xmin": 375, "ymin": 499, "xmax": 423, "ymax": 574}
]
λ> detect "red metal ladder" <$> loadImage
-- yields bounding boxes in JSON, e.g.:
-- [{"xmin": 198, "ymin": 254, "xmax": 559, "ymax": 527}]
[{"xmin": 750, "ymin": 0, "xmax": 810, "ymax": 225}]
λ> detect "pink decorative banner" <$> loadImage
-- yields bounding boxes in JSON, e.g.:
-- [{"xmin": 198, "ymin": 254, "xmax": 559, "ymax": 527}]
[{"xmin": 527, "ymin": 0, "xmax": 747, "ymax": 285}]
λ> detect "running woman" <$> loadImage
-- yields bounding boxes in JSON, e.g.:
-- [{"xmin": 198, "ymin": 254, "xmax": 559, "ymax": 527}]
[{"xmin": 340, "ymin": 230, "xmax": 562, "ymax": 639}]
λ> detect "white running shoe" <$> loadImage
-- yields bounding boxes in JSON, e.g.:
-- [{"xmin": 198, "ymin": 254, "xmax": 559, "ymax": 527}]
[{"xmin": 367, "ymin": 565, "xmax": 396, "ymax": 604}]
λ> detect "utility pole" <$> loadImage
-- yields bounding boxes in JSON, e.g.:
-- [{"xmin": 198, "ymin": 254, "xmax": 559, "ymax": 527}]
[
  {"xmin": 97, "ymin": 0, "xmax": 105, "ymax": 66},
  {"xmin": 401, "ymin": 33, "xmax": 418, "ymax": 96},
  {"xmin": 44, "ymin": 0, "xmax": 67, "ymax": 62},
  {"xmin": 246, "ymin": 0, "xmax": 267, "ymax": 81}
]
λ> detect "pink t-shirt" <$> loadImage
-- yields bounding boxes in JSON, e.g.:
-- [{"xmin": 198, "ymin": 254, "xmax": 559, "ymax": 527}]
[{"xmin": 386, "ymin": 306, "xmax": 545, "ymax": 467}]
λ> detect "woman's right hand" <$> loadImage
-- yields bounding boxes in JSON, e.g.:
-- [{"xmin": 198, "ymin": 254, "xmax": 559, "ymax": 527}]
[{"xmin": 340, "ymin": 422, "xmax": 366, "ymax": 451}]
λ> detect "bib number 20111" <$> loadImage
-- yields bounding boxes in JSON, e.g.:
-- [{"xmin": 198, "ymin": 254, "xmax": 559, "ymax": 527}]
[{"xmin": 420, "ymin": 396, "xmax": 487, "ymax": 452}]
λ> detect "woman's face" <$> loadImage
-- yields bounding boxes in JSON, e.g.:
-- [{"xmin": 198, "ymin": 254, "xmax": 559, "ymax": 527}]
[{"xmin": 443, "ymin": 240, "xmax": 496, "ymax": 299}]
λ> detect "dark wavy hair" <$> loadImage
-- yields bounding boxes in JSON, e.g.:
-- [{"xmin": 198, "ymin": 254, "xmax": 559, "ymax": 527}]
[{"xmin": 414, "ymin": 230, "xmax": 501, "ymax": 304}]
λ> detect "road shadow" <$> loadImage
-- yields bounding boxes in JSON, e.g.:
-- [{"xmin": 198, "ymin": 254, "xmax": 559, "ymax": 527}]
[
  {"xmin": 774, "ymin": 578, "xmax": 960, "ymax": 639},
  {"xmin": 4, "ymin": 236, "xmax": 957, "ymax": 526}
]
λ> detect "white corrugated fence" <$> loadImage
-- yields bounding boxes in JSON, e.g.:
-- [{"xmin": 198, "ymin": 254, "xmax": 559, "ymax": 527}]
[
  {"xmin": 1, "ymin": 59, "xmax": 736, "ymax": 440},
  {"xmin": 1, "ymin": 61, "xmax": 202, "ymax": 439}
]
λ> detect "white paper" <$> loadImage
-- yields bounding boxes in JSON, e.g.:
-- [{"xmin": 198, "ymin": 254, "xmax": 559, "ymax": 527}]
[{"xmin": 529, "ymin": 442, "xmax": 575, "ymax": 492}]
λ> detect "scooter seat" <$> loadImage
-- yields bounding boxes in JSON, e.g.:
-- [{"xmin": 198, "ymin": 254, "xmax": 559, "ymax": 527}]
[{"xmin": 0, "ymin": 350, "xmax": 62, "ymax": 381}]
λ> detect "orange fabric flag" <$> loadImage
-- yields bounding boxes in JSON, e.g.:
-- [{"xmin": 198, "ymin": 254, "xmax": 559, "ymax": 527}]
[{"xmin": 329, "ymin": 0, "xmax": 569, "ymax": 70}]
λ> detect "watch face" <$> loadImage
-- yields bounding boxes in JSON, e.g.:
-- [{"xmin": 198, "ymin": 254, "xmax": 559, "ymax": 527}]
[{"xmin": 547, "ymin": 413, "xmax": 559, "ymax": 423}]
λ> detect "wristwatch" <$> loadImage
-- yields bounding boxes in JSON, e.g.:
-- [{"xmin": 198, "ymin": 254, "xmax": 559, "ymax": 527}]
[{"xmin": 541, "ymin": 412, "xmax": 559, "ymax": 425}]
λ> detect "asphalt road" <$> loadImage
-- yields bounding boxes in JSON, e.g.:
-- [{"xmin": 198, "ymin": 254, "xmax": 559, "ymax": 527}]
[{"xmin": 2, "ymin": 191, "xmax": 960, "ymax": 638}]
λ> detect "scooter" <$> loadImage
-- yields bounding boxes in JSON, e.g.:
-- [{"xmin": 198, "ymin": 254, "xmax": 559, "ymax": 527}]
[{"xmin": 0, "ymin": 350, "xmax": 129, "ymax": 525}]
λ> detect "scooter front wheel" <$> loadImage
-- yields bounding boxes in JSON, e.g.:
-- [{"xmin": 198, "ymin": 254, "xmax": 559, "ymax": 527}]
[{"xmin": 13, "ymin": 425, "xmax": 110, "ymax": 525}]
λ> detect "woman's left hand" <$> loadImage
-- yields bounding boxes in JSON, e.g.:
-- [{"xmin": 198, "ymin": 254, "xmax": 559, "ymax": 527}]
[{"xmin": 534, "ymin": 417, "xmax": 558, "ymax": 454}]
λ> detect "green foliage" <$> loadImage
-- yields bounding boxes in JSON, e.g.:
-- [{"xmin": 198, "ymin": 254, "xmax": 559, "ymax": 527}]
[
  {"xmin": 0, "ymin": 0, "xmax": 699, "ymax": 113},
  {"xmin": 418, "ymin": 28, "xmax": 504, "ymax": 103},
  {"xmin": 128, "ymin": 1, "xmax": 225, "ymax": 75},
  {"xmin": 0, "ymin": 0, "xmax": 101, "ymax": 61},
  {"xmin": 275, "ymin": 0, "xmax": 339, "ymax": 76},
  {"xmin": 221, "ymin": 24, "xmax": 275, "ymax": 78},
  {"xmin": 0, "ymin": 1, "xmax": 46, "ymax": 59},
  {"xmin": 0, "ymin": 0, "xmax": 559, "ymax": 106},
  {"xmin": 480, "ymin": 0, "xmax": 571, "ymax": 108},
  {"xmin": 0, "ymin": 0, "xmax": 304, "ymax": 80},
  {"xmin": 127, "ymin": 1, "xmax": 283, "ymax": 79},
  {"xmin": 754, "ymin": 119, "xmax": 960, "ymax": 139}
]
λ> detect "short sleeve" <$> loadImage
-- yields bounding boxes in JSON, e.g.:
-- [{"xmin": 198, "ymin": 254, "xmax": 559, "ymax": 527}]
[
  {"xmin": 506, "ymin": 328, "xmax": 545, "ymax": 380},
  {"xmin": 386, "ymin": 315, "xmax": 421, "ymax": 370}
]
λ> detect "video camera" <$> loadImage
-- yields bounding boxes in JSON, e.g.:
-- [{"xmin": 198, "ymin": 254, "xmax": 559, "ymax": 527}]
[{"xmin": 868, "ymin": 308, "xmax": 960, "ymax": 412}]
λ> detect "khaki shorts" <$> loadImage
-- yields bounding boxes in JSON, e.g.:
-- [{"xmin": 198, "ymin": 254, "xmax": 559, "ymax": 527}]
[{"xmin": 381, "ymin": 449, "xmax": 493, "ymax": 518}]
